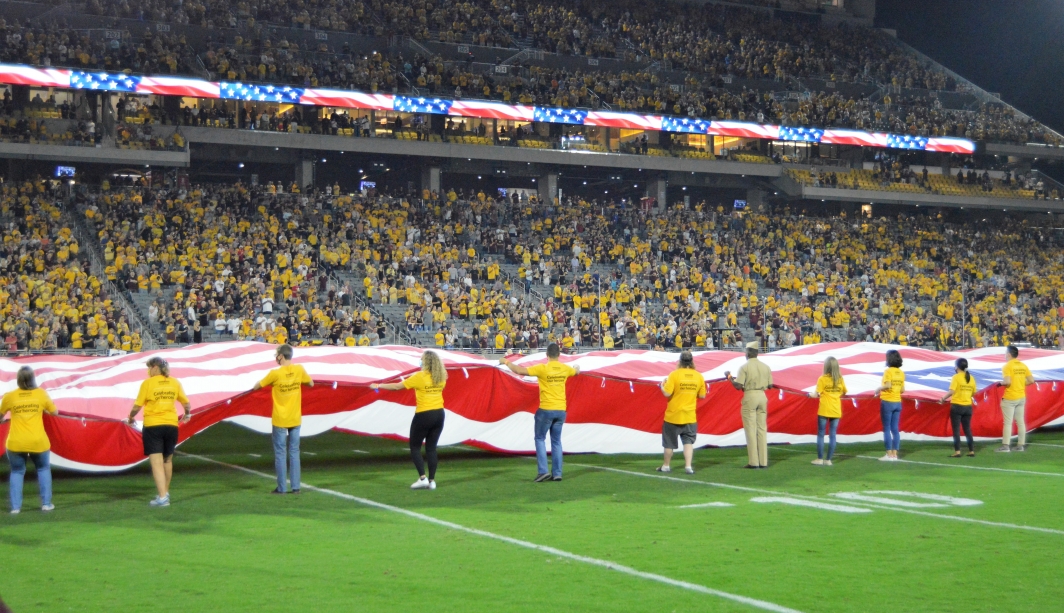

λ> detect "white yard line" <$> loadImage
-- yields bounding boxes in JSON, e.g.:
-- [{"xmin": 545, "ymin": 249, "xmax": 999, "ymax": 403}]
[
  {"xmin": 678, "ymin": 502, "xmax": 736, "ymax": 509},
  {"xmin": 571, "ymin": 463, "xmax": 1064, "ymax": 536},
  {"xmin": 772, "ymin": 444, "xmax": 1064, "ymax": 478},
  {"xmin": 750, "ymin": 497, "xmax": 871, "ymax": 514},
  {"xmin": 1028, "ymin": 443, "xmax": 1064, "ymax": 449},
  {"xmin": 180, "ymin": 453, "xmax": 804, "ymax": 613}
]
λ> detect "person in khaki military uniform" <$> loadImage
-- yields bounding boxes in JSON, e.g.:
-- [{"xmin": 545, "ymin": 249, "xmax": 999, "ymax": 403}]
[{"xmin": 725, "ymin": 341, "xmax": 773, "ymax": 469}]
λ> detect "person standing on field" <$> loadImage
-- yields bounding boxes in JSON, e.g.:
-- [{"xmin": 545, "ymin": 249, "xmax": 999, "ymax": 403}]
[
  {"xmin": 810, "ymin": 357, "xmax": 846, "ymax": 466},
  {"xmin": 998, "ymin": 345, "xmax": 1033, "ymax": 453},
  {"xmin": 500, "ymin": 342, "xmax": 579, "ymax": 481},
  {"xmin": 371, "ymin": 350, "xmax": 449, "ymax": 490},
  {"xmin": 252, "ymin": 344, "xmax": 314, "ymax": 494},
  {"xmin": 127, "ymin": 357, "xmax": 191, "ymax": 507},
  {"xmin": 3, "ymin": 366, "xmax": 58, "ymax": 514},
  {"xmin": 725, "ymin": 341, "xmax": 773, "ymax": 469},
  {"xmin": 940, "ymin": 358, "xmax": 977, "ymax": 457},
  {"xmin": 875, "ymin": 349, "xmax": 905, "ymax": 461},
  {"xmin": 658, "ymin": 350, "xmax": 706, "ymax": 474}
]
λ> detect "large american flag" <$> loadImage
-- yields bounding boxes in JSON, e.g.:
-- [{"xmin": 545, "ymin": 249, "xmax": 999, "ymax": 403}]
[{"xmin": 2, "ymin": 342, "xmax": 1061, "ymax": 472}]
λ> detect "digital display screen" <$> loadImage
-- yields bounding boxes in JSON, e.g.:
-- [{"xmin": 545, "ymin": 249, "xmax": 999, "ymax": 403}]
[
  {"xmin": 734, "ymin": 199, "xmax": 747, "ymax": 209},
  {"xmin": 360, "ymin": 181, "xmax": 376, "ymax": 191},
  {"xmin": 56, "ymin": 166, "xmax": 76, "ymax": 177}
]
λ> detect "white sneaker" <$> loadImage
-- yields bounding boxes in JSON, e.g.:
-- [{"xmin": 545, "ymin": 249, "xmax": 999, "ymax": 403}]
[
  {"xmin": 149, "ymin": 495, "xmax": 170, "ymax": 507},
  {"xmin": 811, "ymin": 459, "xmax": 824, "ymax": 465},
  {"xmin": 878, "ymin": 454, "xmax": 892, "ymax": 461},
  {"xmin": 824, "ymin": 460, "xmax": 833, "ymax": 466},
  {"xmin": 10, "ymin": 509, "xmax": 19, "ymax": 514},
  {"xmin": 41, "ymin": 504, "xmax": 55, "ymax": 512},
  {"xmin": 428, "ymin": 480, "xmax": 437, "ymax": 490},
  {"xmin": 410, "ymin": 477, "xmax": 430, "ymax": 490},
  {"xmin": 995, "ymin": 445, "xmax": 1011, "ymax": 453},
  {"xmin": 655, "ymin": 466, "xmax": 672, "ymax": 473},
  {"xmin": 684, "ymin": 466, "xmax": 695, "ymax": 474}
]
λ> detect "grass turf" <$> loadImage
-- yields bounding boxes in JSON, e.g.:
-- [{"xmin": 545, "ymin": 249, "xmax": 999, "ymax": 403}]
[{"xmin": 2, "ymin": 424, "xmax": 1063, "ymax": 613}]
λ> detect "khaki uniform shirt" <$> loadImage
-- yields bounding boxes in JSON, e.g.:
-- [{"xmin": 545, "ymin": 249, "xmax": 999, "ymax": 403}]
[{"xmin": 736, "ymin": 357, "xmax": 773, "ymax": 392}]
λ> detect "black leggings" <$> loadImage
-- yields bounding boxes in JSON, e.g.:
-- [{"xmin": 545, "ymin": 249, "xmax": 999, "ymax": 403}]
[
  {"xmin": 950, "ymin": 405, "xmax": 974, "ymax": 452},
  {"xmin": 410, "ymin": 409, "xmax": 445, "ymax": 480}
]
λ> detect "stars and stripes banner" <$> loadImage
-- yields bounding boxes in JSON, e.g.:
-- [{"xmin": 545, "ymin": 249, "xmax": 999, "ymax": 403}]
[
  {"xmin": 661, "ymin": 116, "xmax": 711, "ymax": 134},
  {"xmin": 583, "ymin": 111, "xmax": 662, "ymax": 131},
  {"xmin": 393, "ymin": 96, "xmax": 452, "ymax": 115},
  {"xmin": 778, "ymin": 126, "xmax": 825, "ymax": 143},
  {"xmin": 449, "ymin": 101, "xmax": 534, "ymax": 121},
  {"xmin": 220, "ymin": 82, "xmax": 303, "ymax": 103},
  {"xmin": 69, "ymin": 71, "xmax": 140, "ymax": 92},
  {"xmin": 532, "ymin": 107, "xmax": 588, "ymax": 125},
  {"xmin": 708, "ymin": 121, "xmax": 781, "ymax": 140},
  {"xmin": 137, "ymin": 76, "xmax": 220, "ymax": 99},
  {"xmin": 2, "ymin": 342, "xmax": 1062, "ymax": 473},
  {"xmin": 298, "ymin": 89, "xmax": 394, "ymax": 110},
  {"xmin": 821, "ymin": 129, "xmax": 891, "ymax": 148},
  {"xmin": 0, "ymin": 62, "xmax": 982, "ymax": 155}
]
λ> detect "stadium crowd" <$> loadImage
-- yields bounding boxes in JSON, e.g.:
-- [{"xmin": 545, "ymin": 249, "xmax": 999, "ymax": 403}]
[{"xmin": 0, "ymin": 179, "xmax": 140, "ymax": 353}]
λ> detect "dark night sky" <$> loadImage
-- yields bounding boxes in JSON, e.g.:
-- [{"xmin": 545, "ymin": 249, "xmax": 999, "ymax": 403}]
[{"xmin": 875, "ymin": 0, "xmax": 1064, "ymax": 133}]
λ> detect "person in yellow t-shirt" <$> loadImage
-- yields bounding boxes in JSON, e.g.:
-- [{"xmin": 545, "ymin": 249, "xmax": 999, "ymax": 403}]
[
  {"xmin": 126, "ymin": 357, "xmax": 191, "ymax": 507},
  {"xmin": 2, "ymin": 366, "xmax": 58, "ymax": 513},
  {"xmin": 371, "ymin": 350, "xmax": 448, "ymax": 489},
  {"xmin": 658, "ymin": 351, "xmax": 706, "ymax": 474},
  {"xmin": 810, "ymin": 357, "xmax": 846, "ymax": 466},
  {"xmin": 874, "ymin": 349, "xmax": 905, "ymax": 461},
  {"xmin": 999, "ymin": 345, "xmax": 1034, "ymax": 452},
  {"xmin": 940, "ymin": 358, "xmax": 977, "ymax": 457},
  {"xmin": 252, "ymin": 344, "xmax": 314, "ymax": 494},
  {"xmin": 499, "ymin": 343, "xmax": 580, "ymax": 481}
]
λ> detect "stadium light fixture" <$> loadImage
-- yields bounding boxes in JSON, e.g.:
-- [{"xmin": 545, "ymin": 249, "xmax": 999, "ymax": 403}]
[
  {"xmin": 238, "ymin": 163, "xmax": 245, "ymax": 168},
  {"xmin": 321, "ymin": 158, "xmax": 327, "ymax": 163},
  {"xmin": 478, "ymin": 175, "xmax": 482, "ymax": 179}
]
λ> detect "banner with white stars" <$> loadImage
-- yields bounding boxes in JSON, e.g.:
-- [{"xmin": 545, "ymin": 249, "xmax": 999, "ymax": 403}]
[
  {"xmin": 778, "ymin": 126, "xmax": 825, "ymax": 143},
  {"xmin": 219, "ymin": 82, "xmax": 303, "ymax": 103},
  {"xmin": 661, "ymin": 116, "xmax": 711, "ymax": 134},
  {"xmin": 532, "ymin": 107, "xmax": 588, "ymax": 125},
  {"xmin": 70, "ymin": 71, "xmax": 140, "ymax": 92},
  {"xmin": 393, "ymin": 96, "xmax": 452, "ymax": 115}
]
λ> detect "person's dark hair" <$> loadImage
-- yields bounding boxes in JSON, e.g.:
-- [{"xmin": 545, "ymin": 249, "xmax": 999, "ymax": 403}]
[
  {"xmin": 885, "ymin": 349, "xmax": 903, "ymax": 369},
  {"xmin": 955, "ymin": 358, "xmax": 970, "ymax": 383},
  {"xmin": 146, "ymin": 356, "xmax": 170, "ymax": 377},
  {"xmin": 16, "ymin": 366, "xmax": 37, "ymax": 390},
  {"xmin": 678, "ymin": 350, "xmax": 694, "ymax": 369},
  {"xmin": 546, "ymin": 343, "xmax": 560, "ymax": 359},
  {"xmin": 1006, "ymin": 345, "xmax": 1019, "ymax": 359},
  {"xmin": 277, "ymin": 344, "xmax": 294, "ymax": 361}
]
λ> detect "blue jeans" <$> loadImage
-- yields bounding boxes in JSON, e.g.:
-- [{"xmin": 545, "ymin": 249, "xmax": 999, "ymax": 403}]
[
  {"xmin": 272, "ymin": 426, "xmax": 301, "ymax": 492},
  {"xmin": 8, "ymin": 450, "xmax": 52, "ymax": 511},
  {"xmin": 817, "ymin": 417, "xmax": 839, "ymax": 460},
  {"xmin": 880, "ymin": 401, "xmax": 902, "ymax": 451},
  {"xmin": 534, "ymin": 409, "xmax": 566, "ymax": 478}
]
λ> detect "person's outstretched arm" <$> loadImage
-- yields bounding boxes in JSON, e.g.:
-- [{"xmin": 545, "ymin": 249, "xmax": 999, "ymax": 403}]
[{"xmin": 499, "ymin": 357, "xmax": 530, "ymax": 376}]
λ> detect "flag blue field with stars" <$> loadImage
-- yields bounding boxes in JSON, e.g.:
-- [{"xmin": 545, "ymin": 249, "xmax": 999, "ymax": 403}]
[
  {"xmin": 70, "ymin": 72, "xmax": 140, "ymax": 92},
  {"xmin": 393, "ymin": 96, "xmax": 452, "ymax": 114},
  {"xmin": 778, "ymin": 126, "xmax": 824, "ymax": 142},
  {"xmin": 219, "ymin": 83, "xmax": 303, "ymax": 103},
  {"xmin": 533, "ymin": 107, "xmax": 588, "ymax": 125},
  {"xmin": 661, "ymin": 116, "xmax": 710, "ymax": 133},
  {"xmin": 886, "ymin": 134, "xmax": 929, "ymax": 150}
]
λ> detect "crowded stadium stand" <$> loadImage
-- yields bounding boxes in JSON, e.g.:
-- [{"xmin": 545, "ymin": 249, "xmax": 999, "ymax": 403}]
[{"xmin": 1, "ymin": 0, "xmax": 1064, "ymax": 355}]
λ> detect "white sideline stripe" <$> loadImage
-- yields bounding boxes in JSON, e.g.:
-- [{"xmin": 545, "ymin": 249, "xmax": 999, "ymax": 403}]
[
  {"xmin": 863, "ymin": 491, "xmax": 982, "ymax": 507},
  {"xmin": 1028, "ymin": 443, "xmax": 1064, "ymax": 449},
  {"xmin": 678, "ymin": 502, "xmax": 736, "ymax": 509},
  {"xmin": 352, "ymin": 450, "xmax": 370, "ymax": 454},
  {"xmin": 751, "ymin": 497, "xmax": 871, "ymax": 514},
  {"xmin": 247, "ymin": 453, "xmax": 261, "ymax": 458},
  {"xmin": 853, "ymin": 455, "xmax": 1064, "ymax": 477},
  {"xmin": 572, "ymin": 464, "xmax": 1064, "ymax": 536},
  {"xmin": 181, "ymin": 453, "xmax": 803, "ymax": 613}
]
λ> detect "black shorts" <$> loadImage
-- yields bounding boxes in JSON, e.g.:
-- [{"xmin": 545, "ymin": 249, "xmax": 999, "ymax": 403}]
[
  {"xmin": 662, "ymin": 422, "xmax": 698, "ymax": 450},
  {"xmin": 143, "ymin": 425, "xmax": 179, "ymax": 458}
]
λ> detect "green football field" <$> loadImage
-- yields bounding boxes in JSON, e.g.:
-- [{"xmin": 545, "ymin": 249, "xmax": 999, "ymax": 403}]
[{"xmin": 3, "ymin": 424, "xmax": 1063, "ymax": 613}]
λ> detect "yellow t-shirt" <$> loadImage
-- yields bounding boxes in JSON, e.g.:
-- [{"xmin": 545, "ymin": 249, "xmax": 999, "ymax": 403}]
[
  {"xmin": 527, "ymin": 361, "xmax": 577, "ymax": 411},
  {"xmin": 1002, "ymin": 359, "xmax": 1031, "ymax": 401},
  {"xmin": 134, "ymin": 375, "xmax": 190, "ymax": 427},
  {"xmin": 880, "ymin": 367, "xmax": 905, "ymax": 402},
  {"xmin": 259, "ymin": 364, "xmax": 312, "ymax": 427},
  {"xmin": 402, "ymin": 370, "xmax": 446, "ymax": 413},
  {"xmin": 816, "ymin": 374, "xmax": 847, "ymax": 419},
  {"xmin": 949, "ymin": 372, "xmax": 977, "ymax": 406},
  {"xmin": 2, "ymin": 387, "xmax": 57, "ymax": 453},
  {"xmin": 662, "ymin": 368, "xmax": 706, "ymax": 425}
]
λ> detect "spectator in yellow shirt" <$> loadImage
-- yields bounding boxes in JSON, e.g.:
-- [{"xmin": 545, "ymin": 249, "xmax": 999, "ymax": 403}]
[
  {"xmin": 810, "ymin": 357, "xmax": 846, "ymax": 466},
  {"xmin": 126, "ymin": 357, "xmax": 191, "ymax": 507},
  {"xmin": 940, "ymin": 358, "xmax": 976, "ymax": 457},
  {"xmin": 251, "ymin": 344, "xmax": 314, "ymax": 494},
  {"xmin": 998, "ymin": 345, "xmax": 1033, "ymax": 452},
  {"xmin": 658, "ymin": 351, "xmax": 706, "ymax": 474}
]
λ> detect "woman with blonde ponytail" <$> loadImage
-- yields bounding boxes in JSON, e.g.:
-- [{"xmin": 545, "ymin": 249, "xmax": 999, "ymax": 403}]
[
  {"xmin": 127, "ymin": 356, "xmax": 191, "ymax": 507},
  {"xmin": 372, "ymin": 350, "xmax": 448, "ymax": 489},
  {"xmin": 810, "ymin": 357, "xmax": 847, "ymax": 466}
]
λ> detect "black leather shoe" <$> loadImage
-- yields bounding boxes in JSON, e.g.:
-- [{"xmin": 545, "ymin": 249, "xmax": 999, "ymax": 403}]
[
  {"xmin": 270, "ymin": 488, "xmax": 286, "ymax": 494},
  {"xmin": 743, "ymin": 464, "xmax": 759, "ymax": 469}
]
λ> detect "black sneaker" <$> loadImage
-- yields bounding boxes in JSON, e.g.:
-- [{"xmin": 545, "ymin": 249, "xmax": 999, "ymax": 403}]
[
  {"xmin": 534, "ymin": 473, "xmax": 551, "ymax": 482},
  {"xmin": 552, "ymin": 476, "xmax": 563, "ymax": 481},
  {"xmin": 270, "ymin": 488, "xmax": 286, "ymax": 495},
  {"xmin": 291, "ymin": 489, "xmax": 301, "ymax": 494}
]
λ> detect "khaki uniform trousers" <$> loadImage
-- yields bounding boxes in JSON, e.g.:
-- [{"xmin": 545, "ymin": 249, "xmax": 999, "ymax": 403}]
[{"xmin": 741, "ymin": 390, "xmax": 768, "ymax": 466}]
